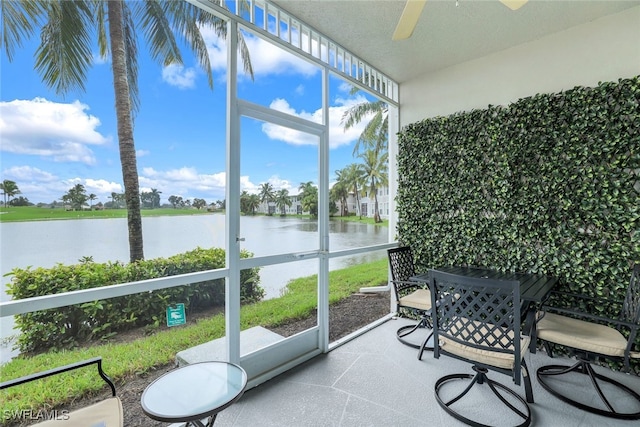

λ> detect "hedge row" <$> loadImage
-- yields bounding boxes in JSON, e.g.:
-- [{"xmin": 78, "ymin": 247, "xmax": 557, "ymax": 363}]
[{"xmin": 6, "ymin": 247, "xmax": 263, "ymax": 354}]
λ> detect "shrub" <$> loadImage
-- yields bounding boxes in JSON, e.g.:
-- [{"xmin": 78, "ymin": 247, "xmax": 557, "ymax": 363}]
[{"xmin": 6, "ymin": 247, "xmax": 263, "ymax": 354}]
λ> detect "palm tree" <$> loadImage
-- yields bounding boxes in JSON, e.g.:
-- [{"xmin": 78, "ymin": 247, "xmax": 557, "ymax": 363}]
[
  {"xmin": 149, "ymin": 188, "xmax": 161, "ymax": 209},
  {"xmin": 240, "ymin": 190, "xmax": 250, "ymax": 214},
  {"xmin": 247, "ymin": 194, "xmax": 260, "ymax": 215},
  {"xmin": 342, "ymin": 87, "xmax": 389, "ymax": 222},
  {"xmin": 88, "ymin": 193, "xmax": 97, "ymax": 209},
  {"xmin": 343, "ymin": 163, "xmax": 366, "ymax": 219},
  {"xmin": 0, "ymin": 180, "xmax": 21, "ymax": 207},
  {"xmin": 360, "ymin": 149, "xmax": 388, "ymax": 223},
  {"xmin": 1, "ymin": 0, "xmax": 254, "ymax": 262},
  {"xmin": 298, "ymin": 181, "xmax": 318, "ymax": 217},
  {"xmin": 275, "ymin": 189, "xmax": 292, "ymax": 216},
  {"xmin": 341, "ymin": 93, "xmax": 388, "ymax": 156},
  {"xmin": 65, "ymin": 183, "xmax": 88, "ymax": 210},
  {"xmin": 331, "ymin": 170, "xmax": 350, "ymax": 216},
  {"xmin": 109, "ymin": 191, "xmax": 125, "ymax": 209},
  {"xmin": 258, "ymin": 182, "xmax": 275, "ymax": 215}
]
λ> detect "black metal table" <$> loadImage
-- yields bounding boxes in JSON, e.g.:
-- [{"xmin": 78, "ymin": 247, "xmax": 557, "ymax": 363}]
[
  {"xmin": 141, "ymin": 361, "xmax": 247, "ymax": 427},
  {"xmin": 411, "ymin": 266, "xmax": 558, "ymax": 353}
]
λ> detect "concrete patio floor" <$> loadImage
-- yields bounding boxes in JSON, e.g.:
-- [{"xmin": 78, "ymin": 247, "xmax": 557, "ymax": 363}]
[{"xmin": 195, "ymin": 318, "xmax": 640, "ymax": 427}]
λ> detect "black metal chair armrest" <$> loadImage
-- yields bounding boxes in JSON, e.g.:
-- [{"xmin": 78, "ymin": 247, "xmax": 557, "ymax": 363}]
[
  {"xmin": 545, "ymin": 290, "xmax": 624, "ymax": 308},
  {"xmin": 392, "ymin": 279, "xmax": 427, "ymax": 297},
  {"xmin": 0, "ymin": 357, "xmax": 116, "ymax": 397},
  {"xmin": 539, "ymin": 305, "xmax": 638, "ymax": 331}
]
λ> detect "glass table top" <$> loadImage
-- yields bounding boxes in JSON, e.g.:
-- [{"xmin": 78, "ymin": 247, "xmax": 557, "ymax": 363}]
[{"xmin": 141, "ymin": 361, "xmax": 247, "ymax": 422}]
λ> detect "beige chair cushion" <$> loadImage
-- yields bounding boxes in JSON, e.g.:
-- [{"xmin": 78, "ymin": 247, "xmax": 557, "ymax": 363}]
[
  {"xmin": 440, "ymin": 318, "xmax": 530, "ymax": 370},
  {"xmin": 36, "ymin": 396, "xmax": 123, "ymax": 427},
  {"xmin": 536, "ymin": 311, "xmax": 639, "ymax": 358},
  {"xmin": 399, "ymin": 288, "xmax": 431, "ymax": 311}
]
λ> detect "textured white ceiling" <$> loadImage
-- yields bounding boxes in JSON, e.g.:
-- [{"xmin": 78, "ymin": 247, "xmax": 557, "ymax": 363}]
[{"xmin": 271, "ymin": 0, "xmax": 639, "ymax": 83}]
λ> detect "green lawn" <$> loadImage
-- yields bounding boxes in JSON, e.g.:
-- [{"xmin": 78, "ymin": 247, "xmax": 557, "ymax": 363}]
[
  {"xmin": 0, "ymin": 206, "xmax": 214, "ymax": 222},
  {"xmin": 0, "ymin": 206, "xmax": 388, "ymax": 226}
]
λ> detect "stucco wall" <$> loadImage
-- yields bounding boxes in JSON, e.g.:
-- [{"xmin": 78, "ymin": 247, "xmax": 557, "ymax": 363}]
[{"xmin": 399, "ymin": 6, "xmax": 640, "ymax": 127}]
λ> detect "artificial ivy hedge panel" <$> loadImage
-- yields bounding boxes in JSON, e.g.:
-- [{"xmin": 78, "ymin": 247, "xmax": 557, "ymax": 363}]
[{"xmin": 397, "ymin": 76, "xmax": 639, "ymax": 317}]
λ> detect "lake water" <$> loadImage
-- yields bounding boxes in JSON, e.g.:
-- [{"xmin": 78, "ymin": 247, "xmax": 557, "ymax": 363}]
[{"xmin": 0, "ymin": 214, "xmax": 388, "ymax": 363}]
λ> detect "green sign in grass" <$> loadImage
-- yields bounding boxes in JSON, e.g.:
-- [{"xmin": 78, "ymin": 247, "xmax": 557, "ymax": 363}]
[{"xmin": 166, "ymin": 304, "xmax": 186, "ymax": 327}]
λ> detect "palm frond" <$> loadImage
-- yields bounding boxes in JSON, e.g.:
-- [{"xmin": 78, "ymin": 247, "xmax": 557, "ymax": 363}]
[
  {"xmin": 121, "ymin": 2, "xmax": 140, "ymax": 118},
  {"xmin": 137, "ymin": 0, "xmax": 182, "ymax": 66},
  {"xmin": 34, "ymin": 0, "xmax": 94, "ymax": 95},
  {"xmin": 168, "ymin": 0, "xmax": 215, "ymax": 89},
  {"xmin": 95, "ymin": 1, "xmax": 108, "ymax": 59},
  {"xmin": 237, "ymin": 29, "xmax": 254, "ymax": 79},
  {"xmin": 1, "ymin": 0, "xmax": 47, "ymax": 61},
  {"xmin": 212, "ymin": 0, "xmax": 254, "ymax": 79},
  {"xmin": 341, "ymin": 100, "xmax": 387, "ymax": 129}
]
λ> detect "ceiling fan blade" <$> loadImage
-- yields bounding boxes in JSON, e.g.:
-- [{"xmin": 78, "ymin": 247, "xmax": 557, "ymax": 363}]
[
  {"xmin": 499, "ymin": 0, "xmax": 529, "ymax": 11},
  {"xmin": 392, "ymin": 0, "xmax": 427, "ymax": 41}
]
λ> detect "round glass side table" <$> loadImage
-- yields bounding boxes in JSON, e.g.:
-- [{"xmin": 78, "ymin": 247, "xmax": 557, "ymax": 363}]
[{"xmin": 141, "ymin": 361, "xmax": 247, "ymax": 427}]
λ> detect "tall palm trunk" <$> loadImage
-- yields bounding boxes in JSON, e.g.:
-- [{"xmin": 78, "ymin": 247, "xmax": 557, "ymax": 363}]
[
  {"xmin": 108, "ymin": 1, "xmax": 143, "ymax": 262},
  {"xmin": 373, "ymin": 193, "xmax": 380, "ymax": 223},
  {"xmin": 354, "ymin": 185, "xmax": 362, "ymax": 219}
]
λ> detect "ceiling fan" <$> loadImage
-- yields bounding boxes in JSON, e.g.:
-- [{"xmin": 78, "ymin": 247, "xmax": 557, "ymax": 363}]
[{"xmin": 392, "ymin": 0, "xmax": 529, "ymax": 41}]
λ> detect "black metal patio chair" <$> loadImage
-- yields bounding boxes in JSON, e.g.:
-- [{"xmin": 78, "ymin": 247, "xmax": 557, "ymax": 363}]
[
  {"xmin": 535, "ymin": 264, "xmax": 640, "ymax": 419},
  {"xmin": 429, "ymin": 269, "xmax": 533, "ymax": 427},
  {"xmin": 387, "ymin": 246, "xmax": 433, "ymax": 349}
]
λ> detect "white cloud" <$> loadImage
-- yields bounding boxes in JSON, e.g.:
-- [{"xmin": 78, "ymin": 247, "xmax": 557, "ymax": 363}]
[
  {"xmin": 261, "ymin": 95, "xmax": 371, "ymax": 149},
  {"xmin": 92, "ymin": 52, "xmax": 109, "ymax": 65},
  {"xmin": 295, "ymin": 84, "xmax": 305, "ymax": 96},
  {"xmin": 265, "ymin": 175, "xmax": 293, "ymax": 192},
  {"xmin": 338, "ymin": 81, "xmax": 354, "ymax": 93},
  {"xmin": 3, "ymin": 166, "xmax": 57, "ymax": 183},
  {"xmin": 84, "ymin": 179, "xmax": 122, "ymax": 195},
  {"xmin": 162, "ymin": 64, "xmax": 197, "ymax": 89},
  {"xmin": 139, "ymin": 167, "xmax": 230, "ymax": 200},
  {"xmin": 1, "ymin": 166, "xmax": 122, "ymax": 204},
  {"xmin": 136, "ymin": 149, "xmax": 150, "ymax": 157},
  {"xmin": 200, "ymin": 26, "xmax": 318, "ymax": 78},
  {"xmin": 240, "ymin": 175, "xmax": 258, "ymax": 194},
  {"xmin": 0, "ymin": 98, "xmax": 110, "ymax": 165},
  {"xmin": 200, "ymin": 25, "xmax": 227, "ymax": 71}
]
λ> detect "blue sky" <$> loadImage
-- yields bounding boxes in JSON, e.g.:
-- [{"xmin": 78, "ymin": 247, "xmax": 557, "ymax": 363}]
[{"xmin": 0, "ymin": 12, "xmax": 373, "ymax": 206}]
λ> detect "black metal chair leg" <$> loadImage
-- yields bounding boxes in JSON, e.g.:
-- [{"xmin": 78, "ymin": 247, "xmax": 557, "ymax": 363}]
[
  {"xmin": 521, "ymin": 359, "xmax": 534, "ymax": 404},
  {"xmin": 542, "ymin": 341, "xmax": 553, "ymax": 358},
  {"xmin": 417, "ymin": 331, "xmax": 434, "ymax": 360},
  {"xmin": 396, "ymin": 316, "xmax": 431, "ymax": 349},
  {"xmin": 537, "ymin": 361, "xmax": 640, "ymax": 420},
  {"xmin": 397, "ymin": 322, "xmax": 421, "ymax": 337},
  {"xmin": 435, "ymin": 366, "xmax": 532, "ymax": 427}
]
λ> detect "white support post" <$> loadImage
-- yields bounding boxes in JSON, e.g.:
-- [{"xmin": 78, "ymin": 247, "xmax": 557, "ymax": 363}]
[
  {"xmin": 225, "ymin": 18, "xmax": 241, "ymax": 364},
  {"xmin": 318, "ymin": 67, "xmax": 330, "ymax": 352},
  {"xmin": 387, "ymin": 102, "xmax": 400, "ymax": 314}
]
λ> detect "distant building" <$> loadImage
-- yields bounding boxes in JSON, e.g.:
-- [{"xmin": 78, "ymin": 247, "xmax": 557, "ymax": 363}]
[
  {"xmin": 257, "ymin": 187, "xmax": 389, "ymax": 219},
  {"xmin": 337, "ymin": 187, "xmax": 389, "ymax": 220}
]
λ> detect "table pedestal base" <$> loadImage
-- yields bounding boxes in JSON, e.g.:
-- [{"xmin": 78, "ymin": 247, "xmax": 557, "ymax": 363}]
[{"xmin": 186, "ymin": 413, "xmax": 216, "ymax": 427}]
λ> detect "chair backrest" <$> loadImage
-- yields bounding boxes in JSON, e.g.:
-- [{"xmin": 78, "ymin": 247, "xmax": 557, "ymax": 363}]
[
  {"xmin": 622, "ymin": 264, "xmax": 640, "ymax": 325},
  {"xmin": 387, "ymin": 246, "xmax": 416, "ymax": 283},
  {"xmin": 430, "ymin": 269, "xmax": 523, "ymax": 384}
]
